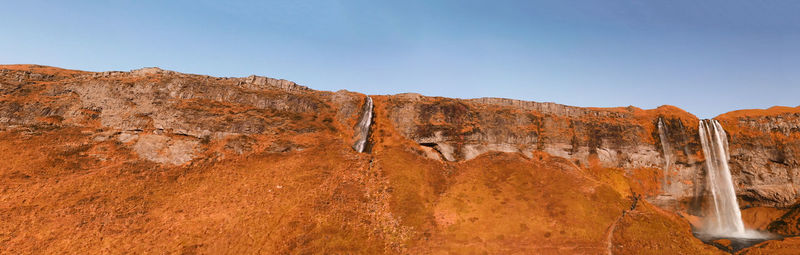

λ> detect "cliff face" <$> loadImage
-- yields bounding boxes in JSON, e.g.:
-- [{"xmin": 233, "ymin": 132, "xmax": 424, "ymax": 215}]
[
  {"xmin": 717, "ymin": 108, "xmax": 800, "ymax": 207},
  {"xmin": 0, "ymin": 65, "xmax": 368, "ymax": 165},
  {"xmin": 381, "ymin": 94, "xmax": 699, "ymax": 168},
  {"xmin": 380, "ymin": 94, "xmax": 800, "ymax": 209},
  {"xmin": 0, "ymin": 64, "xmax": 796, "ymax": 253}
]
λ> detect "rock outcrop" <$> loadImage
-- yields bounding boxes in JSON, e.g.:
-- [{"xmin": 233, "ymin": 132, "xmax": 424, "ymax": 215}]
[{"xmin": 0, "ymin": 65, "xmax": 366, "ymax": 165}]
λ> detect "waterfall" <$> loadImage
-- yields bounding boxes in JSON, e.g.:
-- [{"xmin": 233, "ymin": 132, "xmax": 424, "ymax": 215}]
[
  {"xmin": 657, "ymin": 118, "xmax": 673, "ymax": 192},
  {"xmin": 698, "ymin": 119, "xmax": 747, "ymax": 237},
  {"xmin": 353, "ymin": 96, "xmax": 373, "ymax": 153}
]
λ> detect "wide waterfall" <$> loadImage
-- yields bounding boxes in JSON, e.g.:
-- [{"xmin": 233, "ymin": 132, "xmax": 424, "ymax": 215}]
[
  {"xmin": 353, "ymin": 96, "xmax": 373, "ymax": 153},
  {"xmin": 698, "ymin": 119, "xmax": 752, "ymax": 238}
]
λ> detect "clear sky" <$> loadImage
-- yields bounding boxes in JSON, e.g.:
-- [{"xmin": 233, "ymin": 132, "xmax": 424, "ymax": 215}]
[{"xmin": 1, "ymin": 1, "xmax": 798, "ymax": 118}]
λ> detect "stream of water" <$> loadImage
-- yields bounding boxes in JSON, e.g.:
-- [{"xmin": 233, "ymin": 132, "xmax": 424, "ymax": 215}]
[{"xmin": 353, "ymin": 96, "xmax": 373, "ymax": 153}]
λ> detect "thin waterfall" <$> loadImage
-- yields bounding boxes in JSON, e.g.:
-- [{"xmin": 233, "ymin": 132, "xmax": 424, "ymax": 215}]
[
  {"xmin": 698, "ymin": 119, "xmax": 746, "ymax": 236},
  {"xmin": 353, "ymin": 96, "xmax": 373, "ymax": 153},
  {"xmin": 657, "ymin": 118, "xmax": 673, "ymax": 192}
]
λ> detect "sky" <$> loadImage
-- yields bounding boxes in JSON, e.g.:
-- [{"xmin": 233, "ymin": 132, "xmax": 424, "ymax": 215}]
[{"xmin": 1, "ymin": 0, "xmax": 798, "ymax": 118}]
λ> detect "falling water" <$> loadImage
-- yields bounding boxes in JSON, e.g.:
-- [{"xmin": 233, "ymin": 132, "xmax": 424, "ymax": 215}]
[
  {"xmin": 657, "ymin": 118, "xmax": 673, "ymax": 191},
  {"xmin": 353, "ymin": 96, "xmax": 373, "ymax": 153},
  {"xmin": 698, "ymin": 119, "xmax": 747, "ymax": 237}
]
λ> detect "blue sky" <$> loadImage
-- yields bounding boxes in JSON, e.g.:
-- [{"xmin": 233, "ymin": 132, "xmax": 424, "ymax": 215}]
[{"xmin": 1, "ymin": 0, "xmax": 798, "ymax": 118}]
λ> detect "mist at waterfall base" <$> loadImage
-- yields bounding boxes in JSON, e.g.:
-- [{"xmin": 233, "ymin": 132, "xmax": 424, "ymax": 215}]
[{"xmin": 693, "ymin": 120, "xmax": 776, "ymax": 250}]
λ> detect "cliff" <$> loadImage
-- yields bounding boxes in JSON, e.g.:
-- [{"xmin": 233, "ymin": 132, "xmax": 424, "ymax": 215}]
[
  {"xmin": 717, "ymin": 107, "xmax": 800, "ymax": 207},
  {"xmin": 1, "ymin": 64, "xmax": 797, "ymax": 253},
  {"xmin": 379, "ymin": 93, "xmax": 800, "ymax": 210}
]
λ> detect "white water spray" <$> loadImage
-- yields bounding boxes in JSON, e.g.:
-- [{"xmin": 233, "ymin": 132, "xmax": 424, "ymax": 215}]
[
  {"xmin": 353, "ymin": 96, "xmax": 373, "ymax": 153},
  {"xmin": 698, "ymin": 119, "xmax": 754, "ymax": 238}
]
